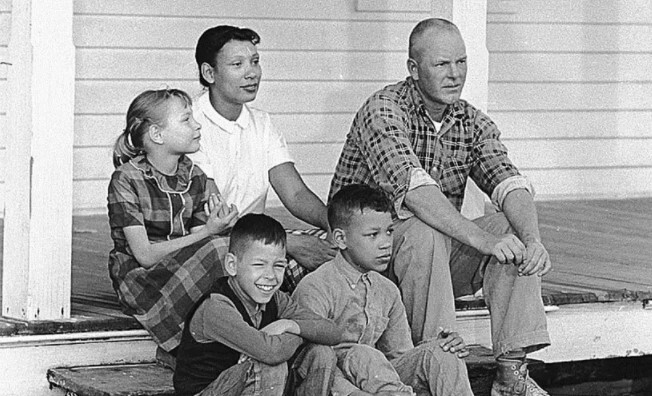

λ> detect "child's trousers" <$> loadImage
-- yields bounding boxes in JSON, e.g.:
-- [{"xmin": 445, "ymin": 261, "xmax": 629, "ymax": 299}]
[
  {"xmin": 197, "ymin": 344, "xmax": 336, "ymax": 396},
  {"xmin": 197, "ymin": 359, "xmax": 286, "ymax": 396},
  {"xmin": 335, "ymin": 341, "xmax": 473, "ymax": 396}
]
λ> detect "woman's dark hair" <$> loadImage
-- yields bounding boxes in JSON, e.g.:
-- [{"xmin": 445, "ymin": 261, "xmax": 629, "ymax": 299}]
[
  {"xmin": 195, "ymin": 25, "xmax": 261, "ymax": 87},
  {"xmin": 112, "ymin": 88, "xmax": 192, "ymax": 168}
]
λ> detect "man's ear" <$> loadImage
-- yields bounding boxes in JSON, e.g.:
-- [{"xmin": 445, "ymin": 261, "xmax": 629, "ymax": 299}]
[
  {"xmin": 407, "ymin": 58, "xmax": 419, "ymax": 81},
  {"xmin": 201, "ymin": 62, "xmax": 216, "ymax": 85},
  {"xmin": 332, "ymin": 228, "xmax": 347, "ymax": 250},
  {"xmin": 224, "ymin": 252, "xmax": 238, "ymax": 276},
  {"xmin": 148, "ymin": 124, "xmax": 164, "ymax": 145}
]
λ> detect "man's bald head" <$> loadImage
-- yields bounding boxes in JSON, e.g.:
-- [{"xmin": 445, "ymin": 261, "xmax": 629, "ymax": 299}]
[{"xmin": 408, "ymin": 18, "xmax": 461, "ymax": 62}]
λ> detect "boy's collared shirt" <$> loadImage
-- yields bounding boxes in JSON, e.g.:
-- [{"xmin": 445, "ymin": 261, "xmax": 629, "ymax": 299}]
[{"xmin": 293, "ymin": 253, "xmax": 413, "ymax": 361}]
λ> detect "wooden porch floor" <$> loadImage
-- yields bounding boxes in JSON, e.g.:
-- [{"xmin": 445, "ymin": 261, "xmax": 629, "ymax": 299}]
[{"xmin": 0, "ymin": 198, "xmax": 651, "ymax": 333}]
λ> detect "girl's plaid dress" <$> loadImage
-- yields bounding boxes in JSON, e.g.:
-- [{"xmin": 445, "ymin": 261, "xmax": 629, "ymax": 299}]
[{"xmin": 107, "ymin": 155, "xmax": 229, "ymax": 352}]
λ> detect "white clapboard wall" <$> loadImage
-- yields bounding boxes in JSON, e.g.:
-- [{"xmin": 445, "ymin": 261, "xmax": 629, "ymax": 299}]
[
  {"xmin": 486, "ymin": 1, "xmax": 652, "ymax": 199},
  {"xmin": 0, "ymin": 0, "xmax": 651, "ymax": 214}
]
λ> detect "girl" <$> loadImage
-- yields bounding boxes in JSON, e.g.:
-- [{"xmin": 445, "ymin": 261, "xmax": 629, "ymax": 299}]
[{"xmin": 107, "ymin": 88, "xmax": 238, "ymax": 353}]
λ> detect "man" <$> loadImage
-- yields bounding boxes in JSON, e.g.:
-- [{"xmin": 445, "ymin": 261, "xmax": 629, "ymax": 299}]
[{"xmin": 329, "ymin": 18, "xmax": 551, "ymax": 396}]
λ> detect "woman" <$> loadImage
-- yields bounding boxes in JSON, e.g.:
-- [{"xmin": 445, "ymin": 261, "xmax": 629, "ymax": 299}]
[{"xmin": 189, "ymin": 25, "xmax": 336, "ymax": 290}]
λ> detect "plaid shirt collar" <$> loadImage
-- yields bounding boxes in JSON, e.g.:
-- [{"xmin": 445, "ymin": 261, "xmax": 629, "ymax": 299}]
[
  {"xmin": 129, "ymin": 155, "xmax": 195, "ymax": 193},
  {"xmin": 405, "ymin": 77, "xmax": 466, "ymax": 136}
]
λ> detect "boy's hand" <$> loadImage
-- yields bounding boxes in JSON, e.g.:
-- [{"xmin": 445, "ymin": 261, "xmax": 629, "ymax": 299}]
[
  {"xmin": 261, "ymin": 319, "xmax": 300, "ymax": 336},
  {"xmin": 204, "ymin": 193, "xmax": 238, "ymax": 235},
  {"xmin": 437, "ymin": 327, "xmax": 469, "ymax": 358}
]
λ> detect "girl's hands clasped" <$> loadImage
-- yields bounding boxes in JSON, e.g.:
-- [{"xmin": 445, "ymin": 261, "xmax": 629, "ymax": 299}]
[{"xmin": 204, "ymin": 193, "xmax": 239, "ymax": 235}]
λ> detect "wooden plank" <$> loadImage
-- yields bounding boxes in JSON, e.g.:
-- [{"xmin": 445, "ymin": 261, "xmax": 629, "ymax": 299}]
[
  {"xmin": 69, "ymin": 137, "xmax": 652, "ymax": 184},
  {"xmin": 356, "ymin": 0, "xmax": 431, "ymax": 12},
  {"xmin": 47, "ymin": 364, "xmax": 174, "ymax": 396},
  {"xmin": 0, "ymin": 47, "xmax": 6, "ymax": 79},
  {"xmin": 74, "ymin": 81, "xmax": 380, "ymax": 114},
  {"xmin": 490, "ymin": 53, "xmax": 652, "ymax": 82},
  {"xmin": 74, "ymin": 113, "xmax": 355, "ymax": 147},
  {"xmin": 65, "ymin": 167, "xmax": 652, "ymax": 214},
  {"xmin": 0, "ymin": 13, "xmax": 9, "ymax": 46},
  {"xmin": 487, "ymin": 23, "xmax": 652, "ymax": 53},
  {"xmin": 71, "ymin": 174, "xmax": 334, "ymax": 214},
  {"xmin": 490, "ymin": 110, "xmax": 652, "ymax": 139},
  {"xmin": 0, "ymin": 334, "xmax": 157, "ymax": 396},
  {"xmin": 524, "ymin": 168, "xmax": 652, "ymax": 200},
  {"xmin": 487, "ymin": 0, "xmax": 652, "ymax": 24},
  {"xmin": 76, "ymin": 48, "xmax": 409, "ymax": 82},
  {"xmin": 488, "ymin": 82, "xmax": 651, "ymax": 111},
  {"xmin": 73, "ymin": 0, "xmax": 431, "ymax": 21},
  {"xmin": 505, "ymin": 138, "xmax": 652, "ymax": 169},
  {"xmin": 74, "ymin": 16, "xmax": 417, "ymax": 51},
  {"xmin": 0, "ymin": 81, "xmax": 5, "ymax": 112}
]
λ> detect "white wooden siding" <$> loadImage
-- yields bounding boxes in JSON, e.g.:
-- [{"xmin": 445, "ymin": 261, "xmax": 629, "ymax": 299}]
[
  {"xmin": 69, "ymin": 0, "xmax": 430, "ymax": 213},
  {"xmin": 0, "ymin": 0, "xmax": 9, "ymax": 208},
  {"xmin": 486, "ymin": 0, "xmax": 652, "ymax": 199},
  {"xmin": 1, "ymin": 0, "xmax": 652, "ymax": 213}
]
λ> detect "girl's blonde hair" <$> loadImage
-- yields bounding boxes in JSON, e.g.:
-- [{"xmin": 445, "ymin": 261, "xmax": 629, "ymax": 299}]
[{"xmin": 113, "ymin": 88, "xmax": 193, "ymax": 168}]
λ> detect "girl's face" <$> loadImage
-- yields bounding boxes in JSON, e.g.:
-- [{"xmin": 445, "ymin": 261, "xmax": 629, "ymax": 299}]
[
  {"xmin": 159, "ymin": 97, "xmax": 202, "ymax": 155},
  {"xmin": 205, "ymin": 39, "xmax": 261, "ymax": 112}
]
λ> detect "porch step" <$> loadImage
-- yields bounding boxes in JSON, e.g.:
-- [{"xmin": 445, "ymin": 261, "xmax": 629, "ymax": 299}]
[
  {"xmin": 47, "ymin": 363, "xmax": 174, "ymax": 396},
  {"xmin": 46, "ymin": 346, "xmax": 534, "ymax": 396}
]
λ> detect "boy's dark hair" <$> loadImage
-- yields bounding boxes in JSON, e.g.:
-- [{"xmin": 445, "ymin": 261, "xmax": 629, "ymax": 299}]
[
  {"xmin": 328, "ymin": 184, "xmax": 392, "ymax": 230},
  {"xmin": 228, "ymin": 213, "xmax": 287, "ymax": 258},
  {"xmin": 195, "ymin": 25, "xmax": 261, "ymax": 87}
]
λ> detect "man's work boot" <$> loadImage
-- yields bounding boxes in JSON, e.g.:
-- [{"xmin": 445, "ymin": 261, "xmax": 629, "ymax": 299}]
[{"xmin": 491, "ymin": 357, "xmax": 549, "ymax": 396}]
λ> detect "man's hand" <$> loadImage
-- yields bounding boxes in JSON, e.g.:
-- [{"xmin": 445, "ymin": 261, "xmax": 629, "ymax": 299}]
[
  {"xmin": 518, "ymin": 238, "xmax": 552, "ymax": 277},
  {"xmin": 487, "ymin": 233, "xmax": 526, "ymax": 265},
  {"xmin": 437, "ymin": 327, "xmax": 469, "ymax": 358},
  {"xmin": 286, "ymin": 233, "xmax": 337, "ymax": 271},
  {"xmin": 260, "ymin": 319, "xmax": 300, "ymax": 336}
]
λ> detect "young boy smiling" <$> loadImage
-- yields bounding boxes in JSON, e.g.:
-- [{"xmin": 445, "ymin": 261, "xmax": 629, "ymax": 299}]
[
  {"xmin": 293, "ymin": 184, "xmax": 474, "ymax": 396},
  {"xmin": 173, "ymin": 214, "xmax": 342, "ymax": 396}
]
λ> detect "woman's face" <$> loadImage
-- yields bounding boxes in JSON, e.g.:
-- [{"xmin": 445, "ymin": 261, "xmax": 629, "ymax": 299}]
[{"xmin": 204, "ymin": 39, "xmax": 262, "ymax": 113}]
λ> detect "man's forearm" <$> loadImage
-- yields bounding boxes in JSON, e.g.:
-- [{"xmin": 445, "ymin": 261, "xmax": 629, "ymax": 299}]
[
  {"xmin": 501, "ymin": 189, "xmax": 541, "ymax": 243},
  {"xmin": 405, "ymin": 185, "xmax": 495, "ymax": 254}
]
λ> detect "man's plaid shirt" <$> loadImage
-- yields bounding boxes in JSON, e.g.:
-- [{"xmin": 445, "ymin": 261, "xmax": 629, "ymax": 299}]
[{"xmin": 329, "ymin": 77, "xmax": 530, "ymax": 219}]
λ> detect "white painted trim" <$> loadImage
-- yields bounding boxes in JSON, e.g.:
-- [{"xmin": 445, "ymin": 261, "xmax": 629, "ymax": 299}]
[
  {"xmin": 0, "ymin": 329, "xmax": 150, "ymax": 348},
  {"xmin": 457, "ymin": 302, "xmax": 652, "ymax": 363},
  {"xmin": 2, "ymin": 0, "xmax": 75, "ymax": 321}
]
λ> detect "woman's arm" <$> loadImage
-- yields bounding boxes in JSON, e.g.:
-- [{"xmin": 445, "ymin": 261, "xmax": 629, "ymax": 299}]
[
  {"xmin": 268, "ymin": 162, "xmax": 329, "ymax": 230},
  {"xmin": 269, "ymin": 162, "xmax": 337, "ymax": 269}
]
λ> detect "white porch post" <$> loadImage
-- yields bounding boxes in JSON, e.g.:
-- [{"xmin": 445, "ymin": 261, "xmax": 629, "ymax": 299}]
[
  {"xmin": 433, "ymin": 0, "xmax": 489, "ymax": 219},
  {"xmin": 2, "ymin": 0, "xmax": 75, "ymax": 320}
]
